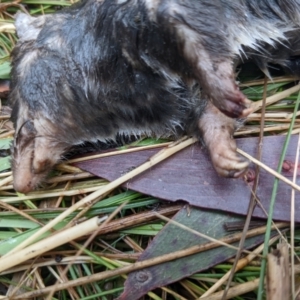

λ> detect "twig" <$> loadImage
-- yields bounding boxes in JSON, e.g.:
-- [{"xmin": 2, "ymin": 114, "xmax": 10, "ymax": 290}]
[{"xmin": 223, "ymin": 77, "xmax": 268, "ymax": 300}]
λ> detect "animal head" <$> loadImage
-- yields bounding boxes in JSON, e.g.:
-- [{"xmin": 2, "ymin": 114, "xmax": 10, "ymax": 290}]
[{"xmin": 10, "ymin": 12, "xmax": 74, "ymax": 193}]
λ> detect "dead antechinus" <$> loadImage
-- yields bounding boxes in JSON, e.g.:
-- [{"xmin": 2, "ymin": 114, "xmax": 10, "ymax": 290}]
[{"xmin": 9, "ymin": 0, "xmax": 300, "ymax": 193}]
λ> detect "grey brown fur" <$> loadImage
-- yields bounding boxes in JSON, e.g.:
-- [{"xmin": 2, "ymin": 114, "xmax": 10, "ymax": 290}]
[{"xmin": 9, "ymin": 0, "xmax": 300, "ymax": 193}]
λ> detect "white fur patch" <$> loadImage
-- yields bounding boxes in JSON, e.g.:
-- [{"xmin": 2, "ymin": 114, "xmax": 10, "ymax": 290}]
[
  {"xmin": 143, "ymin": 0, "xmax": 160, "ymax": 21},
  {"xmin": 44, "ymin": 34, "xmax": 66, "ymax": 50},
  {"xmin": 122, "ymin": 48, "xmax": 139, "ymax": 67},
  {"xmin": 117, "ymin": 0, "xmax": 129, "ymax": 4},
  {"xmin": 227, "ymin": 21, "xmax": 293, "ymax": 56},
  {"xmin": 15, "ymin": 12, "xmax": 46, "ymax": 41},
  {"xmin": 17, "ymin": 50, "xmax": 39, "ymax": 77}
]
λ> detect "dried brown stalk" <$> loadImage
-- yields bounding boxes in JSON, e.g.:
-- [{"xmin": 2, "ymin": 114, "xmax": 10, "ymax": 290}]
[{"xmin": 266, "ymin": 242, "xmax": 290, "ymax": 300}]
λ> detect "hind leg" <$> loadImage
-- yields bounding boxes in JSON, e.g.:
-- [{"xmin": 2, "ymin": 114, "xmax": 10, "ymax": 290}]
[
  {"xmin": 178, "ymin": 28, "xmax": 252, "ymax": 119},
  {"xmin": 194, "ymin": 58, "xmax": 252, "ymax": 119},
  {"xmin": 199, "ymin": 101, "xmax": 249, "ymax": 177},
  {"xmin": 153, "ymin": 0, "xmax": 252, "ymax": 118}
]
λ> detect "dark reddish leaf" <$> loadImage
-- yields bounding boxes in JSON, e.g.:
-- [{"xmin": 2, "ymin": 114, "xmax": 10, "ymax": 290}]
[
  {"xmin": 117, "ymin": 207, "xmax": 275, "ymax": 300},
  {"xmin": 74, "ymin": 135, "xmax": 300, "ymax": 222}
]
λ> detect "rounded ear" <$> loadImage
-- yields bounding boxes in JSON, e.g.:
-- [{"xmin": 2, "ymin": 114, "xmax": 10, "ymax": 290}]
[{"xmin": 15, "ymin": 11, "xmax": 46, "ymax": 41}]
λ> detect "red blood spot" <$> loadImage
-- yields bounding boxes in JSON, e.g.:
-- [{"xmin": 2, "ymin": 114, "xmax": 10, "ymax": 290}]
[
  {"xmin": 244, "ymin": 169, "xmax": 255, "ymax": 182},
  {"xmin": 282, "ymin": 160, "xmax": 293, "ymax": 172}
]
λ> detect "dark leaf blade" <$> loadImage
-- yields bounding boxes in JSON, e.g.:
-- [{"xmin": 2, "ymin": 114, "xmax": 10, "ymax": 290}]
[
  {"xmin": 117, "ymin": 207, "xmax": 273, "ymax": 300},
  {"xmin": 74, "ymin": 135, "xmax": 300, "ymax": 222}
]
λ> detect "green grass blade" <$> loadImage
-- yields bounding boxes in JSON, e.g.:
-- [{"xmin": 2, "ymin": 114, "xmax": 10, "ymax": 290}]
[{"xmin": 257, "ymin": 90, "xmax": 300, "ymax": 299}]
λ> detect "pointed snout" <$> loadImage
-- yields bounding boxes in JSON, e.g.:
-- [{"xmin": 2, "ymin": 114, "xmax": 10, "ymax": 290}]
[{"xmin": 13, "ymin": 176, "xmax": 35, "ymax": 194}]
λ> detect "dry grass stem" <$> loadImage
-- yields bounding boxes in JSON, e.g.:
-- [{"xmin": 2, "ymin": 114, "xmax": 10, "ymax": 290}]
[
  {"xmin": 266, "ymin": 243, "xmax": 290, "ymax": 300},
  {"xmin": 199, "ymin": 278, "xmax": 260, "ymax": 300},
  {"xmin": 0, "ymin": 175, "xmax": 12, "ymax": 187},
  {"xmin": 200, "ymin": 235, "xmax": 280, "ymax": 298},
  {"xmin": 249, "ymin": 110, "xmax": 300, "ymax": 120},
  {"xmin": 0, "ymin": 216, "xmax": 108, "ymax": 273},
  {"xmin": 9, "ymin": 222, "xmax": 288, "ymax": 299},
  {"xmin": 0, "ymin": 205, "xmax": 181, "ymax": 272},
  {"xmin": 286, "ymin": 110, "xmax": 300, "ymax": 119},
  {"xmin": 0, "ymin": 23, "xmax": 15, "ymax": 32},
  {"xmin": 0, "ymin": 115, "xmax": 10, "ymax": 120},
  {"xmin": 0, "ymin": 130, "xmax": 14, "ymax": 138},
  {"xmin": 67, "ymin": 141, "xmax": 172, "ymax": 164},
  {"xmin": 161, "ymin": 286, "xmax": 188, "ymax": 300},
  {"xmin": 246, "ymin": 118, "xmax": 300, "ymax": 123},
  {"xmin": 249, "ymin": 112, "xmax": 291, "ymax": 119},
  {"xmin": 55, "ymin": 164, "xmax": 83, "ymax": 173},
  {"xmin": 0, "ymin": 256, "xmax": 94, "ymax": 275},
  {"xmin": 239, "ymin": 76, "xmax": 297, "ymax": 87},
  {"xmin": 0, "ymin": 171, "xmax": 12, "ymax": 178},
  {"xmin": 180, "ymin": 280, "xmax": 198, "ymax": 298},
  {"xmin": 251, "ymin": 84, "xmax": 300, "ymax": 112},
  {"xmin": 235, "ymin": 124, "xmax": 300, "ymax": 136},
  {"xmin": 46, "ymin": 172, "xmax": 94, "ymax": 184},
  {"xmin": 2, "ymin": 184, "xmax": 109, "ymax": 203},
  {"xmin": 285, "ymin": 127, "xmax": 300, "ymax": 135},
  {"xmin": 0, "ymin": 201, "xmax": 43, "ymax": 226}
]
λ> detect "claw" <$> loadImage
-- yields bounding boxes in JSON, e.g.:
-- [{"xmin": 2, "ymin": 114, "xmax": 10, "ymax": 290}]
[{"xmin": 199, "ymin": 101, "xmax": 249, "ymax": 177}]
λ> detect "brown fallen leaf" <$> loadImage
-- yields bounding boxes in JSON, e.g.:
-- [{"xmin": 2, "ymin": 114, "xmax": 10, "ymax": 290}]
[{"xmin": 74, "ymin": 135, "xmax": 300, "ymax": 222}]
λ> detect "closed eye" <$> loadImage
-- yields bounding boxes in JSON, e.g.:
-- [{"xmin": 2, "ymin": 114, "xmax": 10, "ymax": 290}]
[{"xmin": 15, "ymin": 120, "xmax": 37, "ymax": 152}]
